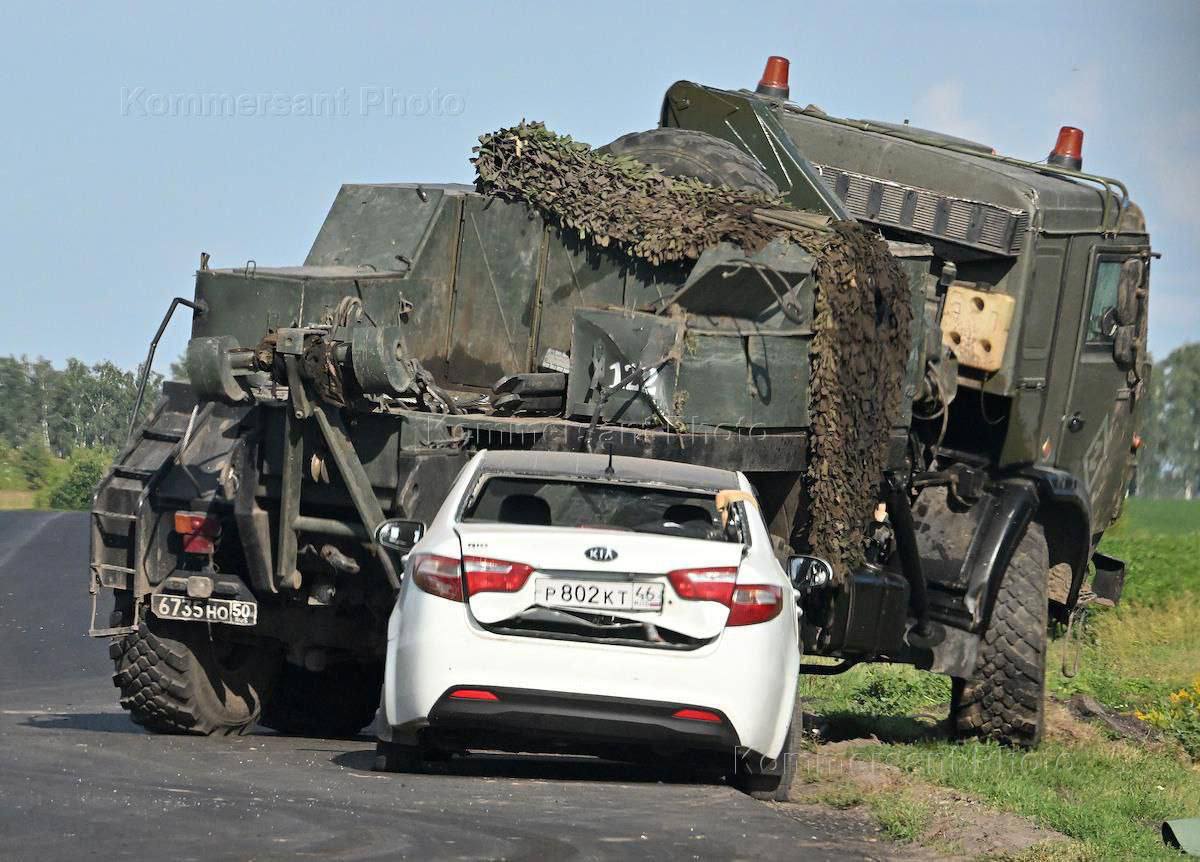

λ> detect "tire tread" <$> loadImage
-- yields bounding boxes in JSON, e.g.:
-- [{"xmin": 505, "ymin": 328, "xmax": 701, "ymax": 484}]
[
  {"xmin": 600, "ymin": 129, "xmax": 780, "ymax": 196},
  {"xmin": 111, "ymin": 621, "xmax": 269, "ymax": 736},
  {"xmin": 952, "ymin": 524, "xmax": 1049, "ymax": 747}
]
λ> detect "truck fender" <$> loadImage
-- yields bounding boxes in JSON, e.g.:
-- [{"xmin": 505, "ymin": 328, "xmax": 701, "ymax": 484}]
[
  {"xmin": 961, "ymin": 479, "xmax": 1040, "ymax": 632},
  {"xmin": 1022, "ymin": 467, "xmax": 1094, "ymax": 623},
  {"xmin": 911, "ymin": 478, "xmax": 1038, "ymax": 634}
]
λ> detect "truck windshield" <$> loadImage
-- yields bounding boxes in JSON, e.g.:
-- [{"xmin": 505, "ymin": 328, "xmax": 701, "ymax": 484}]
[{"xmin": 461, "ymin": 476, "xmax": 733, "ymax": 542}]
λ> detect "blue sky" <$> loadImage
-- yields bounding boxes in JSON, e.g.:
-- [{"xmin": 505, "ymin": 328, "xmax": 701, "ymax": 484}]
[{"xmin": 0, "ymin": 1, "xmax": 1195, "ymax": 372}]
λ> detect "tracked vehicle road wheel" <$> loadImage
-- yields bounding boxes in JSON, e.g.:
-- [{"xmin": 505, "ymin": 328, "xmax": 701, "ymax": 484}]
[
  {"xmin": 950, "ymin": 523, "xmax": 1049, "ymax": 748},
  {"xmin": 111, "ymin": 617, "xmax": 278, "ymax": 735},
  {"xmin": 599, "ymin": 128, "xmax": 780, "ymax": 196},
  {"xmin": 260, "ymin": 661, "xmax": 383, "ymax": 738}
]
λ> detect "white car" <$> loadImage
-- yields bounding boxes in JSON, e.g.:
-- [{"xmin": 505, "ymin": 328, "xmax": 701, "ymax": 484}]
[{"xmin": 373, "ymin": 450, "xmax": 802, "ymax": 798}]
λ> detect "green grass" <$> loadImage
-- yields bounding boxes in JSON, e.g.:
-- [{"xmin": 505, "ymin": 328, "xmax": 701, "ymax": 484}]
[
  {"xmin": 804, "ymin": 663, "xmax": 949, "ymax": 742},
  {"xmin": 1050, "ymin": 498, "xmax": 1199, "ymax": 714},
  {"xmin": 867, "ymin": 790, "xmax": 934, "ymax": 843},
  {"xmin": 799, "ymin": 498, "xmax": 1200, "ymax": 860},
  {"xmin": 854, "ymin": 738, "xmax": 1199, "ymax": 860},
  {"xmin": 1110, "ymin": 498, "xmax": 1200, "ymax": 539}
]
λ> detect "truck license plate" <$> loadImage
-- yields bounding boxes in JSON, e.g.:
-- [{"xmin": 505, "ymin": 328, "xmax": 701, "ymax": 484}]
[
  {"xmin": 535, "ymin": 578, "xmax": 663, "ymax": 612},
  {"xmin": 151, "ymin": 594, "xmax": 258, "ymax": 627}
]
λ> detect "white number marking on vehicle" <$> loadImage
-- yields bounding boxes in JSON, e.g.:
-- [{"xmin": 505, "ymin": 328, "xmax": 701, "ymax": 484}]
[{"xmin": 608, "ymin": 361, "xmax": 662, "ymax": 397}]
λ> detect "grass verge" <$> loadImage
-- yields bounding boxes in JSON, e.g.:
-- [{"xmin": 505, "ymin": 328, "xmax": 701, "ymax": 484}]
[
  {"xmin": 796, "ymin": 498, "xmax": 1200, "ymax": 860},
  {"xmin": 0, "ymin": 489, "xmax": 36, "ymax": 510}
]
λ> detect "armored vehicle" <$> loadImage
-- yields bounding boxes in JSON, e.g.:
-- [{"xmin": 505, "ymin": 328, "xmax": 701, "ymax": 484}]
[{"xmin": 90, "ymin": 57, "xmax": 1149, "ymax": 746}]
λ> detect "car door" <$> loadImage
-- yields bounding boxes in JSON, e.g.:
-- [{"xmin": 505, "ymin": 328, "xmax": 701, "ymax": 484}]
[{"xmin": 1056, "ymin": 240, "xmax": 1150, "ymax": 530}]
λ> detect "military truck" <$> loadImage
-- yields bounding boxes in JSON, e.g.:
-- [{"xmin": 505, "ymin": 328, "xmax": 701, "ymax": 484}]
[{"xmin": 89, "ymin": 57, "xmax": 1149, "ymax": 747}]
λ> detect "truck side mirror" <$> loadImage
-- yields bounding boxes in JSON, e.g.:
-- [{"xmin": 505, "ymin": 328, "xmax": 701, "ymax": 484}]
[
  {"xmin": 375, "ymin": 519, "xmax": 425, "ymax": 551},
  {"xmin": 787, "ymin": 554, "xmax": 834, "ymax": 590}
]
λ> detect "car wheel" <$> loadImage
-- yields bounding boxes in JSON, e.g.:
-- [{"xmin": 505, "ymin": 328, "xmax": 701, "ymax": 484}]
[
  {"xmin": 730, "ymin": 691, "xmax": 800, "ymax": 801},
  {"xmin": 372, "ymin": 738, "xmax": 454, "ymax": 773},
  {"xmin": 372, "ymin": 739, "xmax": 423, "ymax": 773}
]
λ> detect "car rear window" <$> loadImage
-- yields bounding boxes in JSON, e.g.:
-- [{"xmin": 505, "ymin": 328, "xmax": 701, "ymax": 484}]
[{"xmin": 461, "ymin": 476, "xmax": 733, "ymax": 542}]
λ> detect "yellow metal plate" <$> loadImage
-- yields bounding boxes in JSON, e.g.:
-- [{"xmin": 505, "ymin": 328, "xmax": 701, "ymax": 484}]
[{"xmin": 941, "ymin": 284, "xmax": 1014, "ymax": 372}]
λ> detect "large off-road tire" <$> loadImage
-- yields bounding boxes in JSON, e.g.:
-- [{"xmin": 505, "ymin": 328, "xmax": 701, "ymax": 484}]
[
  {"xmin": 260, "ymin": 661, "xmax": 383, "ymax": 738},
  {"xmin": 599, "ymin": 128, "xmax": 780, "ymax": 196},
  {"xmin": 950, "ymin": 522, "xmax": 1049, "ymax": 747},
  {"xmin": 111, "ymin": 617, "xmax": 278, "ymax": 735}
]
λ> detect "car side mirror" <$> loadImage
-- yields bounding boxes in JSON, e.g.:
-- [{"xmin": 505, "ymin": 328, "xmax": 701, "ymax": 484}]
[
  {"xmin": 375, "ymin": 519, "xmax": 425, "ymax": 551},
  {"xmin": 787, "ymin": 554, "xmax": 833, "ymax": 590}
]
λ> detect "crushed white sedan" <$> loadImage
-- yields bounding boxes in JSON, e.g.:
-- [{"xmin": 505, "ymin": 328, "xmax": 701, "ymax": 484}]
[{"xmin": 372, "ymin": 450, "xmax": 801, "ymax": 798}]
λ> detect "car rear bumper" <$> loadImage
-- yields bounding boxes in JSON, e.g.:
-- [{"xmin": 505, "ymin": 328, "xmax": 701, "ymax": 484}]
[
  {"xmin": 379, "ymin": 587, "xmax": 799, "ymax": 757},
  {"xmin": 424, "ymin": 685, "xmax": 741, "ymax": 754}
]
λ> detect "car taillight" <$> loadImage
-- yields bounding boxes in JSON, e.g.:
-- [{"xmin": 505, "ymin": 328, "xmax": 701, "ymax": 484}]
[
  {"xmin": 411, "ymin": 554, "xmax": 464, "ymax": 602},
  {"xmin": 673, "ymin": 708, "xmax": 723, "ymax": 722},
  {"xmin": 449, "ymin": 688, "xmax": 500, "ymax": 701},
  {"xmin": 667, "ymin": 567, "xmax": 782, "ymax": 626},
  {"xmin": 727, "ymin": 584, "xmax": 783, "ymax": 626},
  {"xmin": 173, "ymin": 510, "xmax": 221, "ymax": 554},
  {"xmin": 463, "ymin": 556, "xmax": 534, "ymax": 596},
  {"xmin": 666, "ymin": 566, "xmax": 737, "ymax": 604}
]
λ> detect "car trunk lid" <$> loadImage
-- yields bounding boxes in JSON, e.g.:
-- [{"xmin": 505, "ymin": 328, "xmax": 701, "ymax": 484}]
[{"xmin": 454, "ymin": 524, "xmax": 743, "ymax": 644}]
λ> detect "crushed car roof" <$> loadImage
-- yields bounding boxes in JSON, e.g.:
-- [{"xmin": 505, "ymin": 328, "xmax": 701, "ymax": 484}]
[{"xmin": 476, "ymin": 450, "xmax": 740, "ymax": 492}]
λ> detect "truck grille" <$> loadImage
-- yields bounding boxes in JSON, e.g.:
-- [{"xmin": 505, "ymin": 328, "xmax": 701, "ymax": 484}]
[{"xmin": 813, "ymin": 163, "xmax": 1029, "ymax": 257}]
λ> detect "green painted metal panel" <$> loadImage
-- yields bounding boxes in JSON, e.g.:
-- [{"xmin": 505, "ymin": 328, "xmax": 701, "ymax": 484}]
[
  {"xmin": 447, "ymin": 195, "xmax": 543, "ymax": 387},
  {"xmin": 533, "ymin": 228, "xmax": 627, "ymax": 360}
]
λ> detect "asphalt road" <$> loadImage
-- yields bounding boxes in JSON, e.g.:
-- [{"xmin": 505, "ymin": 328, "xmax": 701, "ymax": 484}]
[{"xmin": 0, "ymin": 511, "xmax": 909, "ymax": 861}]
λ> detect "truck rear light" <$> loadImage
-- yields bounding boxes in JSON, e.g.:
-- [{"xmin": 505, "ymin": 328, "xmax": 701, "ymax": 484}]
[
  {"xmin": 463, "ymin": 556, "xmax": 534, "ymax": 595},
  {"xmin": 672, "ymin": 708, "xmax": 722, "ymax": 723},
  {"xmin": 726, "ymin": 584, "xmax": 784, "ymax": 626},
  {"xmin": 666, "ymin": 566, "xmax": 737, "ymax": 604},
  {"xmin": 449, "ymin": 688, "xmax": 499, "ymax": 701},
  {"xmin": 173, "ymin": 511, "xmax": 221, "ymax": 555},
  {"xmin": 411, "ymin": 554, "xmax": 464, "ymax": 602}
]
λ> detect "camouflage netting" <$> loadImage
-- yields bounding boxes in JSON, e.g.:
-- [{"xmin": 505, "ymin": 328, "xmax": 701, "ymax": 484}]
[
  {"xmin": 474, "ymin": 122, "xmax": 783, "ymax": 265},
  {"xmin": 800, "ymin": 223, "xmax": 912, "ymax": 574},
  {"xmin": 473, "ymin": 122, "xmax": 912, "ymax": 575}
]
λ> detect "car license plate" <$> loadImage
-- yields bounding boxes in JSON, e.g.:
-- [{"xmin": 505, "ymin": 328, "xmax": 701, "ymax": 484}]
[
  {"xmin": 534, "ymin": 578, "xmax": 663, "ymax": 612},
  {"xmin": 151, "ymin": 594, "xmax": 258, "ymax": 627}
]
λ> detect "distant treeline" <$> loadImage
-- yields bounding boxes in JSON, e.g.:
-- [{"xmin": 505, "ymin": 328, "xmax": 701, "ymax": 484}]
[
  {"xmin": 1138, "ymin": 343, "xmax": 1200, "ymax": 500},
  {"xmin": 0, "ymin": 356, "xmax": 163, "ymax": 456},
  {"xmin": 0, "ymin": 356, "xmax": 167, "ymax": 509},
  {"xmin": 0, "ymin": 344, "xmax": 1197, "ymax": 506}
]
